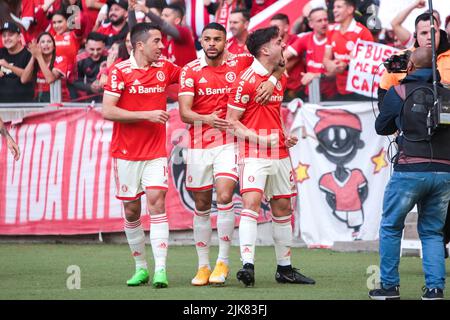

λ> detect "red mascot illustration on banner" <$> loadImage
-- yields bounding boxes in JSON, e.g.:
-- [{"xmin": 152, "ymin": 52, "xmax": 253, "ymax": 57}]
[{"xmin": 314, "ymin": 109, "xmax": 368, "ymax": 240}]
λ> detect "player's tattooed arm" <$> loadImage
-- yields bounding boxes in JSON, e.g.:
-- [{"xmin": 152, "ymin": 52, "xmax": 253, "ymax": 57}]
[{"xmin": 0, "ymin": 118, "xmax": 20, "ymax": 161}]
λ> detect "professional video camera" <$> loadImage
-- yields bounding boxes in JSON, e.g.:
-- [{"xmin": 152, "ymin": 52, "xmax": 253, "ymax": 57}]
[{"xmin": 383, "ymin": 51, "xmax": 411, "ymax": 73}]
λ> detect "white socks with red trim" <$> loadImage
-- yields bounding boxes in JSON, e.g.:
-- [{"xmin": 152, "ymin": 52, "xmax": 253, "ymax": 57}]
[
  {"xmin": 272, "ymin": 214, "xmax": 293, "ymax": 266},
  {"xmin": 239, "ymin": 209, "xmax": 259, "ymax": 265},
  {"xmin": 193, "ymin": 208, "xmax": 212, "ymax": 269},
  {"xmin": 216, "ymin": 202, "xmax": 235, "ymax": 265},
  {"xmin": 124, "ymin": 218, "xmax": 148, "ymax": 271},
  {"xmin": 150, "ymin": 213, "xmax": 169, "ymax": 272}
]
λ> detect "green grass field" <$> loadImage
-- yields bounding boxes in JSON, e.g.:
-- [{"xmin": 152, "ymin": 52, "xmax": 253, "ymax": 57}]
[{"xmin": 0, "ymin": 244, "xmax": 447, "ymax": 300}]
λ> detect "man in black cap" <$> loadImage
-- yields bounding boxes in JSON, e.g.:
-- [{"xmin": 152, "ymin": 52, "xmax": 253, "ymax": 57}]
[
  {"xmin": 95, "ymin": 0, "xmax": 129, "ymax": 47},
  {"xmin": 0, "ymin": 22, "xmax": 34, "ymax": 103}
]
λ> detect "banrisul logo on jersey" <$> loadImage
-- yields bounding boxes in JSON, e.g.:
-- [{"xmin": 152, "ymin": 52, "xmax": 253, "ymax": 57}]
[{"xmin": 128, "ymin": 84, "xmax": 165, "ymax": 94}]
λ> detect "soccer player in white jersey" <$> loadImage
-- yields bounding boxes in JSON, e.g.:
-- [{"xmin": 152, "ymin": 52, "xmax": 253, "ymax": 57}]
[{"xmin": 102, "ymin": 23, "xmax": 180, "ymax": 288}]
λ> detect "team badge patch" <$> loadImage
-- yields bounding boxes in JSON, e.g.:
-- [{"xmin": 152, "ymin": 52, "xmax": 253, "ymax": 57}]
[
  {"xmin": 157, "ymin": 71, "xmax": 165, "ymax": 82},
  {"xmin": 226, "ymin": 72, "xmax": 236, "ymax": 83}
]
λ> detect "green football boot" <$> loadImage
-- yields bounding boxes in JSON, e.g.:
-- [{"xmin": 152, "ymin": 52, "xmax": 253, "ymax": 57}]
[
  {"xmin": 152, "ymin": 269, "xmax": 168, "ymax": 288},
  {"xmin": 126, "ymin": 268, "xmax": 149, "ymax": 286}
]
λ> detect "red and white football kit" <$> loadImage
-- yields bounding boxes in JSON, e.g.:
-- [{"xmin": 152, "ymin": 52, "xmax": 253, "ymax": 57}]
[
  {"xmin": 179, "ymin": 53, "xmax": 254, "ymax": 191},
  {"xmin": 227, "ymin": 59, "xmax": 297, "ymax": 200},
  {"xmin": 287, "ymin": 31, "xmax": 337, "ymax": 98},
  {"xmin": 326, "ymin": 19, "xmax": 373, "ymax": 95},
  {"xmin": 104, "ymin": 54, "xmax": 180, "ymax": 200}
]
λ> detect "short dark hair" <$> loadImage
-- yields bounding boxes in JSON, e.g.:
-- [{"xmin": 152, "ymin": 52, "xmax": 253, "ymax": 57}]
[
  {"xmin": 340, "ymin": 0, "xmax": 356, "ymax": 8},
  {"xmin": 415, "ymin": 12, "xmax": 439, "ymax": 28},
  {"xmin": 86, "ymin": 32, "xmax": 106, "ymax": 44},
  {"xmin": 246, "ymin": 26, "xmax": 279, "ymax": 58},
  {"xmin": 271, "ymin": 13, "xmax": 289, "ymax": 25},
  {"xmin": 52, "ymin": 9, "xmax": 69, "ymax": 20},
  {"xmin": 130, "ymin": 23, "xmax": 161, "ymax": 49},
  {"xmin": 164, "ymin": 4, "xmax": 185, "ymax": 19},
  {"xmin": 202, "ymin": 22, "xmax": 227, "ymax": 37},
  {"xmin": 230, "ymin": 8, "xmax": 251, "ymax": 22}
]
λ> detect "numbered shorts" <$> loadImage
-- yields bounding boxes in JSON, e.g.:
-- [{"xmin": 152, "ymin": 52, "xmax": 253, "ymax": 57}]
[
  {"xmin": 186, "ymin": 143, "xmax": 238, "ymax": 191},
  {"xmin": 113, "ymin": 157, "xmax": 168, "ymax": 201},
  {"xmin": 239, "ymin": 157, "xmax": 297, "ymax": 201}
]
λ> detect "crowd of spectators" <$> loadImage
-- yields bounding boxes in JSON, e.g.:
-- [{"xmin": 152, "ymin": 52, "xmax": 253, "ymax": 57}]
[{"xmin": 0, "ymin": 0, "xmax": 448, "ymax": 103}]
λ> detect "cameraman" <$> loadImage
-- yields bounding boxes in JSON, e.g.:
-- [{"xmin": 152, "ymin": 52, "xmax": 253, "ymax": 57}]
[
  {"xmin": 378, "ymin": 12, "xmax": 450, "ymax": 107},
  {"xmin": 369, "ymin": 48, "xmax": 450, "ymax": 300}
]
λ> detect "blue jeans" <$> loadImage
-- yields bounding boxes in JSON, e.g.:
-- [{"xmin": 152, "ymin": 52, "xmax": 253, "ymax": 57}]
[{"xmin": 380, "ymin": 171, "xmax": 450, "ymax": 289}]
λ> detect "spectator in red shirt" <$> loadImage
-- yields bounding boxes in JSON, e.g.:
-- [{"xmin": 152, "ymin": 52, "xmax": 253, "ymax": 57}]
[
  {"xmin": 284, "ymin": 7, "xmax": 337, "ymax": 100},
  {"xmin": 270, "ymin": 13, "xmax": 306, "ymax": 100},
  {"xmin": 15, "ymin": 0, "xmax": 56, "ymax": 43},
  {"xmin": 129, "ymin": 1, "xmax": 197, "ymax": 67},
  {"xmin": 21, "ymin": 32, "xmax": 71, "ymax": 102},
  {"xmin": 249, "ymin": 0, "xmax": 277, "ymax": 17},
  {"xmin": 51, "ymin": 10, "xmax": 84, "ymax": 97},
  {"xmin": 82, "ymin": 0, "xmax": 108, "ymax": 37},
  {"xmin": 323, "ymin": 0, "xmax": 373, "ymax": 99},
  {"xmin": 217, "ymin": 0, "xmax": 246, "ymax": 31},
  {"xmin": 226, "ymin": 9, "xmax": 250, "ymax": 54},
  {"xmin": 95, "ymin": 0, "xmax": 129, "ymax": 46}
]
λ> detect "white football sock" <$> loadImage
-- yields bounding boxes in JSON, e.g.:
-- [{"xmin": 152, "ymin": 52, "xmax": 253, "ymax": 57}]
[
  {"xmin": 239, "ymin": 209, "xmax": 259, "ymax": 265},
  {"xmin": 194, "ymin": 208, "xmax": 212, "ymax": 269},
  {"xmin": 216, "ymin": 202, "xmax": 235, "ymax": 265},
  {"xmin": 150, "ymin": 213, "xmax": 169, "ymax": 272},
  {"xmin": 124, "ymin": 218, "xmax": 147, "ymax": 271},
  {"xmin": 272, "ymin": 215, "xmax": 293, "ymax": 266}
]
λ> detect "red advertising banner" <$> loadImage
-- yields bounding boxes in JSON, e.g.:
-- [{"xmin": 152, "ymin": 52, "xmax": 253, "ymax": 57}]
[{"xmin": 0, "ymin": 108, "xmax": 273, "ymax": 235}]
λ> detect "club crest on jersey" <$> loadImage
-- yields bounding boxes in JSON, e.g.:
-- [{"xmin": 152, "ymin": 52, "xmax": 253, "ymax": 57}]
[
  {"xmin": 226, "ymin": 72, "xmax": 236, "ymax": 83},
  {"xmin": 241, "ymin": 94, "xmax": 250, "ymax": 104},
  {"xmin": 276, "ymin": 82, "xmax": 282, "ymax": 91},
  {"xmin": 157, "ymin": 71, "xmax": 165, "ymax": 82}
]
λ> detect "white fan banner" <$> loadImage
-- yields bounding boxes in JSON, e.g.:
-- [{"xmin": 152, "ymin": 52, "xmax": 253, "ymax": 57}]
[{"xmin": 289, "ymin": 102, "xmax": 391, "ymax": 248}]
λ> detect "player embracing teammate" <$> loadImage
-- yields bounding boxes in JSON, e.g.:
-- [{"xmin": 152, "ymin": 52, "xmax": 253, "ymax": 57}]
[
  {"xmin": 103, "ymin": 22, "xmax": 315, "ymax": 288},
  {"xmin": 178, "ymin": 22, "xmax": 277, "ymax": 286}
]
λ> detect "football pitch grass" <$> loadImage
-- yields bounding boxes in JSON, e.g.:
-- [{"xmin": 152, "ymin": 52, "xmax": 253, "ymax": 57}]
[{"xmin": 0, "ymin": 244, "xmax": 448, "ymax": 300}]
